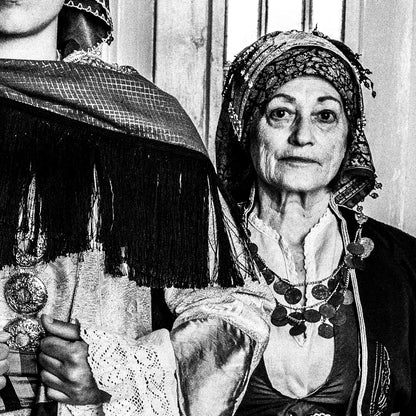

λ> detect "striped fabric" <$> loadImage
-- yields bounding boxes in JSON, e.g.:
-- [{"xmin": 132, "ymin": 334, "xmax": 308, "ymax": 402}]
[{"xmin": 0, "ymin": 352, "xmax": 38, "ymax": 412}]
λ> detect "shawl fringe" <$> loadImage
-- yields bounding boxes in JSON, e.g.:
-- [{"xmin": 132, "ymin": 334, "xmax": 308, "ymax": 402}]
[{"xmin": 0, "ymin": 98, "xmax": 242, "ymax": 288}]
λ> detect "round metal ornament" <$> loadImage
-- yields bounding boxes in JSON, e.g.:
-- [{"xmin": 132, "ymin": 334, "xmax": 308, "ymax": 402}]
[
  {"xmin": 304, "ymin": 309, "xmax": 321, "ymax": 323},
  {"xmin": 311, "ymin": 284, "xmax": 330, "ymax": 300},
  {"xmin": 5, "ymin": 273, "xmax": 48, "ymax": 315},
  {"xmin": 288, "ymin": 311, "xmax": 304, "ymax": 322},
  {"xmin": 318, "ymin": 323, "xmax": 334, "ymax": 339},
  {"xmin": 271, "ymin": 304, "xmax": 288, "ymax": 326},
  {"xmin": 273, "ymin": 280, "xmax": 291, "ymax": 295},
  {"xmin": 289, "ymin": 323, "xmax": 306, "ymax": 336},
  {"xmin": 262, "ymin": 269, "xmax": 275, "ymax": 284},
  {"xmin": 5, "ymin": 317, "xmax": 45, "ymax": 352},
  {"xmin": 359, "ymin": 237, "xmax": 374, "ymax": 258},
  {"xmin": 329, "ymin": 309, "xmax": 347, "ymax": 326},
  {"xmin": 347, "ymin": 242, "xmax": 364, "ymax": 256},
  {"xmin": 328, "ymin": 278, "xmax": 337, "ymax": 291},
  {"xmin": 319, "ymin": 303, "xmax": 336, "ymax": 319},
  {"xmin": 284, "ymin": 287, "xmax": 302, "ymax": 305},
  {"xmin": 343, "ymin": 289, "xmax": 354, "ymax": 305},
  {"xmin": 327, "ymin": 291, "xmax": 344, "ymax": 307}
]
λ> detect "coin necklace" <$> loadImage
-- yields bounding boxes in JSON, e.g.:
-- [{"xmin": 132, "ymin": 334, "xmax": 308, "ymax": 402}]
[{"xmin": 246, "ymin": 211, "xmax": 374, "ymax": 339}]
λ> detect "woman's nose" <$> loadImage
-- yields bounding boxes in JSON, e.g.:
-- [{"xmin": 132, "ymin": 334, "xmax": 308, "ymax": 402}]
[{"xmin": 288, "ymin": 117, "xmax": 315, "ymax": 146}]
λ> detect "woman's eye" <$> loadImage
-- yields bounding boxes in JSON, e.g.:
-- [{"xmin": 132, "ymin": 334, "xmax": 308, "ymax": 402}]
[
  {"xmin": 268, "ymin": 109, "xmax": 291, "ymax": 121},
  {"xmin": 317, "ymin": 110, "xmax": 336, "ymax": 123}
]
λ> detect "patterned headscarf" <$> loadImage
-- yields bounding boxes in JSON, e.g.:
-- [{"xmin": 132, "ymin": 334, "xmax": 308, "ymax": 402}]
[
  {"xmin": 59, "ymin": 0, "xmax": 113, "ymax": 57},
  {"xmin": 216, "ymin": 30, "xmax": 379, "ymax": 208}
]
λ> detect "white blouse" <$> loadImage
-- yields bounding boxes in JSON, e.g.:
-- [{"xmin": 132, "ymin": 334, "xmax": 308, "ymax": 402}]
[{"xmin": 247, "ymin": 206, "xmax": 344, "ymax": 399}]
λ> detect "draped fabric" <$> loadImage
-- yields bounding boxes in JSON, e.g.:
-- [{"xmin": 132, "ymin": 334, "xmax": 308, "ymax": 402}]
[{"xmin": 0, "ymin": 54, "xmax": 244, "ymax": 288}]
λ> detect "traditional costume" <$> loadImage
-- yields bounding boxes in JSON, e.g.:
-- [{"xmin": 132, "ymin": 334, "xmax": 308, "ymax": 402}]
[
  {"xmin": 0, "ymin": 2, "xmax": 272, "ymax": 415},
  {"xmin": 215, "ymin": 30, "xmax": 416, "ymax": 416}
]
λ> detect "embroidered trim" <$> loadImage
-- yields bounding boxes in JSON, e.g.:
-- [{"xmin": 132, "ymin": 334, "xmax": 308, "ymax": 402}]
[
  {"xmin": 369, "ymin": 342, "xmax": 391, "ymax": 416},
  {"xmin": 64, "ymin": 0, "xmax": 112, "ymax": 27}
]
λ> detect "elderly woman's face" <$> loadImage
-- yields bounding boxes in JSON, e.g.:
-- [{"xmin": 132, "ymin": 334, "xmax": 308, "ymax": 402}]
[
  {"xmin": 250, "ymin": 76, "xmax": 348, "ymax": 195},
  {"xmin": 0, "ymin": 0, "xmax": 65, "ymax": 36}
]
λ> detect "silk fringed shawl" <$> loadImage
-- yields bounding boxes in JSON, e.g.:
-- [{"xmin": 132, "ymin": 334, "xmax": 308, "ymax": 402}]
[{"xmin": 0, "ymin": 57, "xmax": 244, "ymax": 288}]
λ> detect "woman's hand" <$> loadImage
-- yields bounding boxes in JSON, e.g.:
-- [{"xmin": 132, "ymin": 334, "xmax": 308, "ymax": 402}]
[
  {"xmin": 0, "ymin": 332, "xmax": 10, "ymax": 390},
  {"xmin": 39, "ymin": 315, "xmax": 109, "ymax": 405}
]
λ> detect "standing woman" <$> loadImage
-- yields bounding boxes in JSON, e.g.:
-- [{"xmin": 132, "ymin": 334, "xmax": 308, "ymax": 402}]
[
  {"xmin": 217, "ymin": 30, "xmax": 416, "ymax": 416},
  {"xmin": 0, "ymin": 1, "xmax": 272, "ymax": 415}
]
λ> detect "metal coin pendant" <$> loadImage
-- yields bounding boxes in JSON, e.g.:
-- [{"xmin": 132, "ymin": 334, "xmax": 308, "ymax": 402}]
[
  {"xmin": 271, "ymin": 304, "xmax": 287, "ymax": 326},
  {"xmin": 360, "ymin": 237, "xmax": 375, "ymax": 258},
  {"xmin": 347, "ymin": 242, "xmax": 365, "ymax": 256},
  {"xmin": 319, "ymin": 303, "xmax": 336, "ymax": 319},
  {"xmin": 288, "ymin": 311, "xmax": 304, "ymax": 323},
  {"xmin": 328, "ymin": 278, "xmax": 337, "ymax": 291},
  {"xmin": 289, "ymin": 323, "xmax": 306, "ymax": 336},
  {"xmin": 353, "ymin": 256, "xmax": 365, "ymax": 270},
  {"xmin": 247, "ymin": 242, "xmax": 258, "ymax": 256},
  {"xmin": 273, "ymin": 280, "xmax": 291, "ymax": 295},
  {"xmin": 272, "ymin": 316, "xmax": 289, "ymax": 327},
  {"xmin": 304, "ymin": 309, "xmax": 321, "ymax": 323},
  {"xmin": 5, "ymin": 273, "xmax": 48, "ymax": 315},
  {"xmin": 345, "ymin": 254, "xmax": 356, "ymax": 269},
  {"xmin": 311, "ymin": 284, "xmax": 330, "ymax": 300},
  {"xmin": 330, "ymin": 308, "xmax": 347, "ymax": 326},
  {"xmin": 343, "ymin": 290, "xmax": 354, "ymax": 305},
  {"xmin": 4, "ymin": 317, "xmax": 45, "ymax": 352},
  {"xmin": 262, "ymin": 269, "xmax": 275, "ymax": 285},
  {"xmin": 328, "ymin": 291, "xmax": 344, "ymax": 307},
  {"xmin": 318, "ymin": 323, "xmax": 334, "ymax": 339},
  {"xmin": 284, "ymin": 287, "xmax": 302, "ymax": 305}
]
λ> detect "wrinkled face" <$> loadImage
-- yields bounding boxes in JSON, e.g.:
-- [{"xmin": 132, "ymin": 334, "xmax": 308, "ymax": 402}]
[
  {"xmin": 250, "ymin": 76, "xmax": 348, "ymax": 195},
  {"xmin": 0, "ymin": 0, "xmax": 65, "ymax": 36}
]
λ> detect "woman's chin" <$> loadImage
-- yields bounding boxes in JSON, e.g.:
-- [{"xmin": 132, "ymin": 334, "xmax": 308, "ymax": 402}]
[{"xmin": 265, "ymin": 173, "xmax": 330, "ymax": 195}]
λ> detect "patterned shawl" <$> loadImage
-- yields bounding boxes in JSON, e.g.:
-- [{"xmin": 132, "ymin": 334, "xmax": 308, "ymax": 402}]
[
  {"xmin": 216, "ymin": 30, "xmax": 380, "ymax": 208},
  {"xmin": 0, "ymin": 54, "xmax": 243, "ymax": 288}
]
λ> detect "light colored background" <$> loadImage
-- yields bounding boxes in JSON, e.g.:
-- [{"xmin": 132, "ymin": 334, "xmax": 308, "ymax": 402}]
[{"xmin": 105, "ymin": 0, "xmax": 416, "ymax": 237}]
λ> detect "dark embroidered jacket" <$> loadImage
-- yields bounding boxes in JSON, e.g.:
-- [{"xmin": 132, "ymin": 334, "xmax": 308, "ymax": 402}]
[{"xmin": 341, "ymin": 207, "xmax": 416, "ymax": 416}]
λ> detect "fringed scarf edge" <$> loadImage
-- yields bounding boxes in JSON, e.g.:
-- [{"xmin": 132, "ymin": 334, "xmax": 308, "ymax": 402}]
[{"xmin": 0, "ymin": 96, "xmax": 244, "ymax": 288}]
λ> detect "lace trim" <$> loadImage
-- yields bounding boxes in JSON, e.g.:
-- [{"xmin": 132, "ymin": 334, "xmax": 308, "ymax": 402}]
[{"xmin": 76, "ymin": 326, "xmax": 179, "ymax": 416}]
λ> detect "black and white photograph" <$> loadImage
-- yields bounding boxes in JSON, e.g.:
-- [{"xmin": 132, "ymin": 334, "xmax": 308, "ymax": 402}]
[{"xmin": 0, "ymin": 1, "xmax": 414, "ymax": 415}]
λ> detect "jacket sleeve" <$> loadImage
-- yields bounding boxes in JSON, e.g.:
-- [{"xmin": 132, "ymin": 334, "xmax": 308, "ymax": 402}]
[{"xmin": 166, "ymin": 277, "xmax": 274, "ymax": 416}]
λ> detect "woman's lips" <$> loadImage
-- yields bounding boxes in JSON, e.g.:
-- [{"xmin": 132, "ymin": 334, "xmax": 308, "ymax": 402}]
[{"xmin": 279, "ymin": 156, "xmax": 320, "ymax": 165}]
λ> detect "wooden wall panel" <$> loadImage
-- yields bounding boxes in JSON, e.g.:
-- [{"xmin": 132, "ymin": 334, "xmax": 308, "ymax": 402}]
[
  {"xmin": 106, "ymin": 0, "xmax": 154, "ymax": 80},
  {"xmin": 207, "ymin": 0, "xmax": 226, "ymax": 159},
  {"xmin": 357, "ymin": 0, "xmax": 416, "ymax": 236},
  {"xmin": 153, "ymin": 0, "xmax": 211, "ymax": 146}
]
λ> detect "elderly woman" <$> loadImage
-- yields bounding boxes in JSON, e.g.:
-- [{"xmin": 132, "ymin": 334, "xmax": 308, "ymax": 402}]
[{"xmin": 216, "ymin": 30, "xmax": 416, "ymax": 416}]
